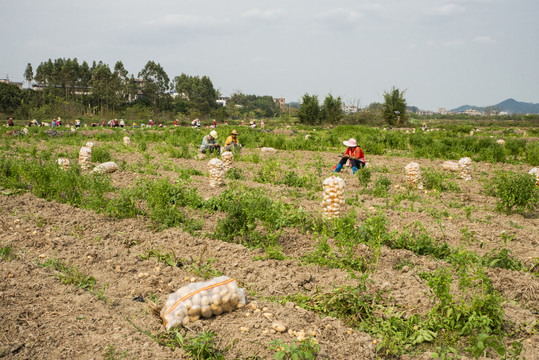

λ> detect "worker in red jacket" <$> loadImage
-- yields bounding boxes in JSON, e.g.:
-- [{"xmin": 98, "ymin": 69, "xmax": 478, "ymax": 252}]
[{"xmin": 333, "ymin": 138, "xmax": 365, "ymax": 175}]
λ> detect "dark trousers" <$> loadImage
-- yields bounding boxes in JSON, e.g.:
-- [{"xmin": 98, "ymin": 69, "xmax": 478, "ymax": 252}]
[
  {"xmin": 202, "ymin": 145, "xmax": 220, "ymax": 154},
  {"xmin": 338, "ymin": 157, "xmax": 365, "ymax": 168}
]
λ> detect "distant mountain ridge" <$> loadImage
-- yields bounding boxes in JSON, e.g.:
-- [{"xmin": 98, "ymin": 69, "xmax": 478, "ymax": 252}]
[{"xmin": 450, "ymin": 98, "xmax": 539, "ymax": 114}]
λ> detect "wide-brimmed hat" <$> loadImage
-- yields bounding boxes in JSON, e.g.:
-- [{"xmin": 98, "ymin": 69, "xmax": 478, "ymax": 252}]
[
  {"xmin": 230, "ymin": 130, "xmax": 238, "ymax": 135},
  {"xmin": 343, "ymin": 138, "xmax": 358, "ymax": 147},
  {"xmin": 210, "ymin": 130, "xmax": 218, "ymax": 138}
]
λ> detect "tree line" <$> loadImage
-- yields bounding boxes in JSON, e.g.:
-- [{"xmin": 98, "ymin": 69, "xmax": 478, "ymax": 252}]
[
  {"xmin": 1, "ymin": 57, "xmax": 409, "ymax": 125},
  {"xmin": 1, "ymin": 58, "xmax": 283, "ymax": 122}
]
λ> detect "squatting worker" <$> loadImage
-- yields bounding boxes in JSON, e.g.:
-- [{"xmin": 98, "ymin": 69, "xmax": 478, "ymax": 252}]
[
  {"xmin": 224, "ymin": 130, "xmax": 242, "ymax": 151},
  {"xmin": 333, "ymin": 138, "xmax": 365, "ymax": 175},
  {"xmin": 200, "ymin": 130, "xmax": 220, "ymax": 154}
]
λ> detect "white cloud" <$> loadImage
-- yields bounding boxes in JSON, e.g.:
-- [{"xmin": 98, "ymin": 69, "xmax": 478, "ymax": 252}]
[
  {"xmin": 148, "ymin": 14, "xmax": 226, "ymax": 28},
  {"xmin": 428, "ymin": 4, "xmax": 466, "ymax": 16},
  {"xmin": 444, "ymin": 39, "xmax": 466, "ymax": 47},
  {"xmin": 316, "ymin": 8, "xmax": 364, "ymax": 24},
  {"xmin": 473, "ymin": 35, "xmax": 496, "ymax": 44},
  {"xmin": 241, "ymin": 8, "xmax": 286, "ymax": 20}
]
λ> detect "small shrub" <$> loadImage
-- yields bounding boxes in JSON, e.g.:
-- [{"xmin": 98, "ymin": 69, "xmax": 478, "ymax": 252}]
[
  {"xmin": 356, "ymin": 166, "xmax": 372, "ymax": 187},
  {"xmin": 491, "ymin": 172, "xmax": 538, "ymax": 214}
]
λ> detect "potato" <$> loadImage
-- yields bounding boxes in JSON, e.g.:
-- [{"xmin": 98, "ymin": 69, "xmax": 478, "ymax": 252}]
[
  {"xmin": 189, "ymin": 315, "xmax": 200, "ymax": 322},
  {"xmin": 229, "ymin": 293, "xmax": 239, "ymax": 307},
  {"xmin": 226, "ymin": 282, "xmax": 237, "ymax": 292},
  {"xmin": 191, "ymin": 294, "xmax": 201, "ymax": 305},
  {"xmin": 211, "ymin": 294, "xmax": 222, "ymax": 305},
  {"xmin": 211, "ymin": 304, "xmax": 223, "ymax": 315},
  {"xmin": 183, "ymin": 299, "xmax": 192, "ymax": 310},
  {"xmin": 201, "ymin": 296, "xmax": 210, "ymax": 306},
  {"xmin": 201, "ymin": 305, "xmax": 212, "ymax": 318},
  {"xmin": 221, "ymin": 293, "xmax": 231, "ymax": 304},
  {"xmin": 181, "ymin": 316, "xmax": 190, "ymax": 326},
  {"xmin": 188, "ymin": 304, "xmax": 201, "ymax": 316}
]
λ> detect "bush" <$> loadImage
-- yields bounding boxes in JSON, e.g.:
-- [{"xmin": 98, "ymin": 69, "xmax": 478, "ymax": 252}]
[
  {"xmin": 526, "ymin": 141, "xmax": 539, "ymax": 166},
  {"xmin": 491, "ymin": 172, "xmax": 539, "ymax": 214}
]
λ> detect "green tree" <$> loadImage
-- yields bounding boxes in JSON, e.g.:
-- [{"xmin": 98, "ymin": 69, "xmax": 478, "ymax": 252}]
[
  {"xmin": 382, "ymin": 87, "xmax": 407, "ymax": 125},
  {"xmin": 138, "ymin": 61, "xmax": 170, "ymax": 110},
  {"xmin": 173, "ymin": 73, "xmax": 218, "ymax": 116},
  {"xmin": 0, "ymin": 82, "xmax": 23, "ymax": 114},
  {"xmin": 298, "ymin": 93, "xmax": 321, "ymax": 125},
  {"xmin": 321, "ymin": 94, "xmax": 343, "ymax": 124},
  {"xmin": 24, "ymin": 63, "xmax": 33, "ymax": 87}
]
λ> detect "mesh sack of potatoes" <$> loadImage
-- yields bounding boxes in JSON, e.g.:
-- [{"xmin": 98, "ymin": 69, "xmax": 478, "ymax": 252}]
[
  {"xmin": 529, "ymin": 167, "xmax": 539, "ymax": 186},
  {"xmin": 405, "ymin": 162, "xmax": 423, "ymax": 189},
  {"xmin": 458, "ymin": 157, "xmax": 472, "ymax": 181},
  {"xmin": 221, "ymin": 151, "xmax": 234, "ymax": 171},
  {"xmin": 442, "ymin": 160, "xmax": 459, "ymax": 172},
  {"xmin": 496, "ymin": 139, "xmax": 505, "ymax": 146},
  {"xmin": 86, "ymin": 141, "xmax": 94, "ymax": 149},
  {"xmin": 208, "ymin": 158, "xmax": 225, "ymax": 188},
  {"xmin": 78, "ymin": 146, "xmax": 92, "ymax": 170},
  {"xmin": 123, "ymin": 136, "xmax": 131, "ymax": 145},
  {"xmin": 322, "ymin": 175, "xmax": 346, "ymax": 219},
  {"xmin": 57, "ymin": 158, "xmax": 70, "ymax": 170},
  {"xmin": 161, "ymin": 276, "xmax": 245, "ymax": 330},
  {"xmin": 92, "ymin": 161, "xmax": 119, "ymax": 174}
]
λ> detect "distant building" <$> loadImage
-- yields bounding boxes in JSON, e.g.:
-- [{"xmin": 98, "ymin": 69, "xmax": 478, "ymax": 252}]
[
  {"xmin": 464, "ymin": 109, "xmax": 482, "ymax": 116},
  {"xmin": 342, "ymin": 104, "xmax": 359, "ymax": 114},
  {"xmin": 0, "ymin": 78, "xmax": 23, "ymax": 90},
  {"xmin": 438, "ymin": 108, "xmax": 447, "ymax": 115},
  {"xmin": 417, "ymin": 110, "xmax": 434, "ymax": 116},
  {"xmin": 274, "ymin": 98, "xmax": 286, "ymax": 109},
  {"xmin": 216, "ymin": 96, "xmax": 229, "ymax": 107}
]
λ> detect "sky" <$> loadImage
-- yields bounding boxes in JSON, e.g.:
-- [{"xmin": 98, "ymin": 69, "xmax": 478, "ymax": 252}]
[{"xmin": 1, "ymin": 0, "xmax": 538, "ymax": 111}]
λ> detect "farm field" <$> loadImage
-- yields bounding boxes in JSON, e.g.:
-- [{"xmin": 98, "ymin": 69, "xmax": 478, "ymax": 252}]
[{"xmin": 0, "ymin": 124, "xmax": 538, "ymax": 360}]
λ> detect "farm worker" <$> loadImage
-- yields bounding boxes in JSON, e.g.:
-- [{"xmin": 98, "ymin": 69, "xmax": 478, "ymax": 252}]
[
  {"xmin": 119, "ymin": 119, "xmax": 125, "ymax": 128},
  {"xmin": 149, "ymin": 119, "xmax": 153, "ymax": 126},
  {"xmin": 75, "ymin": 119, "xmax": 81, "ymax": 128},
  {"xmin": 32, "ymin": 119, "xmax": 39, "ymax": 127},
  {"xmin": 57, "ymin": 117, "xmax": 62, "ymax": 126},
  {"xmin": 213, "ymin": 119, "xmax": 217, "ymax": 127},
  {"xmin": 260, "ymin": 120, "xmax": 265, "ymax": 129},
  {"xmin": 200, "ymin": 130, "xmax": 220, "ymax": 154},
  {"xmin": 174, "ymin": 119, "xmax": 179, "ymax": 126},
  {"xmin": 132, "ymin": 122, "xmax": 137, "ymax": 128},
  {"xmin": 51, "ymin": 118, "xmax": 56, "ymax": 128},
  {"xmin": 7, "ymin": 117, "xmax": 14, "ymax": 126},
  {"xmin": 224, "ymin": 130, "xmax": 242, "ymax": 152},
  {"xmin": 333, "ymin": 138, "xmax": 365, "ymax": 175},
  {"xmin": 241, "ymin": 121, "xmax": 245, "ymax": 126}
]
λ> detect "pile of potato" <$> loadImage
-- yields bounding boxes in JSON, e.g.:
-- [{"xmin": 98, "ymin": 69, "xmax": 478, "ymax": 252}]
[
  {"xmin": 78, "ymin": 146, "xmax": 92, "ymax": 170},
  {"xmin": 123, "ymin": 136, "xmax": 131, "ymax": 145},
  {"xmin": 405, "ymin": 162, "xmax": 423, "ymax": 189},
  {"xmin": 221, "ymin": 151, "xmax": 234, "ymax": 171},
  {"xmin": 442, "ymin": 160, "xmax": 459, "ymax": 172},
  {"xmin": 458, "ymin": 157, "xmax": 472, "ymax": 181},
  {"xmin": 57, "ymin": 158, "xmax": 70, "ymax": 170},
  {"xmin": 497, "ymin": 139, "xmax": 505, "ymax": 146},
  {"xmin": 208, "ymin": 158, "xmax": 225, "ymax": 188},
  {"xmin": 92, "ymin": 161, "xmax": 119, "ymax": 174},
  {"xmin": 161, "ymin": 276, "xmax": 245, "ymax": 330},
  {"xmin": 322, "ymin": 176, "xmax": 346, "ymax": 219}
]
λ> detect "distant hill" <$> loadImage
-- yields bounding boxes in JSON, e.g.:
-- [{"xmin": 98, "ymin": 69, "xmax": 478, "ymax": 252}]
[{"xmin": 450, "ymin": 98, "xmax": 539, "ymax": 114}]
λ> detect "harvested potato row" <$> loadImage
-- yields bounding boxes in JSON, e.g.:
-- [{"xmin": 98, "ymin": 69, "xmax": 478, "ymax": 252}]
[
  {"xmin": 405, "ymin": 162, "xmax": 423, "ymax": 189},
  {"xmin": 161, "ymin": 276, "xmax": 246, "ymax": 330},
  {"xmin": 459, "ymin": 157, "xmax": 472, "ymax": 181},
  {"xmin": 322, "ymin": 176, "xmax": 345, "ymax": 219},
  {"xmin": 221, "ymin": 151, "xmax": 234, "ymax": 171},
  {"xmin": 92, "ymin": 162, "xmax": 119, "ymax": 174},
  {"xmin": 442, "ymin": 160, "xmax": 459, "ymax": 172},
  {"xmin": 208, "ymin": 158, "xmax": 225, "ymax": 188},
  {"xmin": 78, "ymin": 146, "xmax": 92, "ymax": 170},
  {"xmin": 57, "ymin": 158, "xmax": 70, "ymax": 170}
]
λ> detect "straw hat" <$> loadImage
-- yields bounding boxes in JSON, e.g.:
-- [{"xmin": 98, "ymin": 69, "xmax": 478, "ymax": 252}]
[
  {"xmin": 210, "ymin": 130, "xmax": 218, "ymax": 138},
  {"xmin": 230, "ymin": 129, "xmax": 238, "ymax": 135},
  {"xmin": 343, "ymin": 138, "xmax": 358, "ymax": 147}
]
